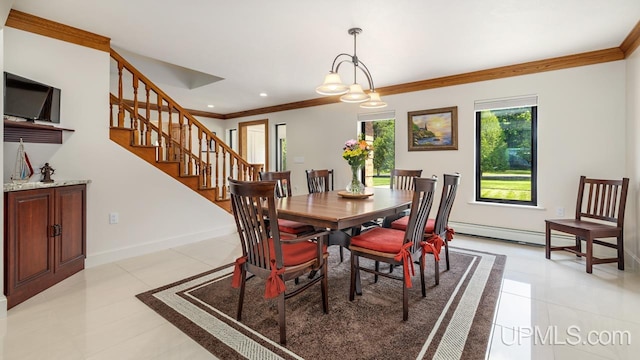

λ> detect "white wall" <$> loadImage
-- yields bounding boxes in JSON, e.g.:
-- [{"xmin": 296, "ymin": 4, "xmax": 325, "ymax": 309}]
[
  {"xmin": 2, "ymin": 28, "xmax": 236, "ymax": 271},
  {"xmin": 626, "ymin": 49, "xmax": 640, "ymax": 269},
  {"xmin": 224, "ymin": 61, "xmax": 630, "ymax": 250}
]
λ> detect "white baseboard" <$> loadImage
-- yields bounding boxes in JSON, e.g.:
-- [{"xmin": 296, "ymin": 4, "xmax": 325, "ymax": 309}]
[
  {"xmin": 85, "ymin": 225, "xmax": 237, "ymax": 268},
  {"xmin": 450, "ymin": 221, "xmax": 640, "ymax": 270},
  {"xmin": 0, "ymin": 296, "xmax": 6, "ymax": 319}
]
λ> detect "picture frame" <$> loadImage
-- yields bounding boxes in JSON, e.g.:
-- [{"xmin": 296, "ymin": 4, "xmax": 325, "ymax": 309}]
[{"xmin": 408, "ymin": 106, "xmax": 458, "ymax": 151}]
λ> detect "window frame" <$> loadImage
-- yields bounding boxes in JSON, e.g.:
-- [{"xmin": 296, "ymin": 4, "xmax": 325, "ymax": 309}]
[{"xmin": 475, "ymin": 106, "xmax": 538, "ymax": 206}]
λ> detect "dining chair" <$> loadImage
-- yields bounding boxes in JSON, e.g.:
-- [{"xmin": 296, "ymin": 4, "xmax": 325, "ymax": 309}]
[
  {"xmin": 390, "ymin": 173, "xmax": 460, "ymax": 283},
  {"xmin": 228, "ymin": 178, "xmax": 330, "ymax": 345},
  {"xmin": 259, "ymin": 171, "xmax": 315, "ymax": 238},
  {"xmin": 306, "ymin": 169, "xmax": 351, "ymax": 262},
  {"xmin": 545, "ymin": 176, "xmax": 629, "ymax": 274},
  {"xmin": 305, "ymin": 169, "xmax": 334, "ymax": 193},
  {"xmin": 390, "ymin": 168, "xmax": 423, "ymax": 190},
  {"xmin": 349, "ymin": 176, "xmax": 437, "ymax": 321}
]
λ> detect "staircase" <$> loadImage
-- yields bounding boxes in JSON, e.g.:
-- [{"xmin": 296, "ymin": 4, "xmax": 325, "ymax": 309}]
[{"xmin": 108, "ymin": 49, "xmax": 262, "ymax": 212}]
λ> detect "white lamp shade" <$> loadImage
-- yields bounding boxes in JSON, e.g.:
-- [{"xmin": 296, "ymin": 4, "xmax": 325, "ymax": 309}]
[
  {"xmin": 340, "ymin": 83, "xmax": 370, "ymax": 103},
  {"xmin": 360, "ymin": 91, "xmax": 387, "ymax": 109},
  {"xmin": 316, "ymin": 72, "xmax": 349, "ymax": 95}
]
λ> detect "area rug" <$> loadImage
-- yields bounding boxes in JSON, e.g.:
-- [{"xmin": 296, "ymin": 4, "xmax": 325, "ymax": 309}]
[{"xmin": 137, "ymin": 246, "xmax": 506, "ymax": 360}]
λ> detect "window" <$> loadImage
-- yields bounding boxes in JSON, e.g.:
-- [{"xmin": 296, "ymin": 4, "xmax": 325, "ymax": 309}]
[
  {"xmin": 358, "ymin": 111, "xmax": 396, "ymax": 188},
  {"xmin": 475, "ymin": 96, "xmax": 537, "ymax": 205},
  {"xmin": 228, "ymin": 129, "xmax": 237, "ymax": 151},
  {"xmin": 275, "ymin": 123, "xmax": 287, "ymax": 171}
]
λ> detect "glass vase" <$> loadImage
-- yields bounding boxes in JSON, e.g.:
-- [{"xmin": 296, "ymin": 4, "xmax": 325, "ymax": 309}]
[{"xmin": 346, "ymin": 164, "xmax": 365, "ymax": 194}]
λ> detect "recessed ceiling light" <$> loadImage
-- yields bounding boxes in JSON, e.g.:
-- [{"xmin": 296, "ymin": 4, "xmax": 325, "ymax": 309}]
[
  {"xmin": 259, "ymin": 92, "xmax": 268, "ymax": 97},
  {"xmin": 207, "ymin": 104, "xmax": 215, "ymax": 108}
]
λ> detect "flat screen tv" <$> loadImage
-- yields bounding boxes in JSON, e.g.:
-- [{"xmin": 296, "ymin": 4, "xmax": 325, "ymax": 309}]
[{"xmin": 3, "ymin": 72, "xmax": 61, "ymax": 123}]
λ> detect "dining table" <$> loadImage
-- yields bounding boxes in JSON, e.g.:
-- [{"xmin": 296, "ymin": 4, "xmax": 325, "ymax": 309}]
[{"xmin": 274, "ymin": 187, "xmax": 415, "ymax": 294}]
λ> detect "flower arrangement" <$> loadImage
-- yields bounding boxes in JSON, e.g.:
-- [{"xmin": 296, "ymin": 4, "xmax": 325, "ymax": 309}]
[
  {"xmin": 342, "ymin": 135, "xmax": 373, "ymax": 167},
  {"xmin": 342, "ymin": 135, "xmax": 373, "ymax": 194}
]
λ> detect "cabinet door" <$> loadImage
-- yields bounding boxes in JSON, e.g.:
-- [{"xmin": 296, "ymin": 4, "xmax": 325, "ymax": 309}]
[
  {"xmin": 54, "ymin": 185, "xmax": 86, "ymax": 276},
  {"xmin": 5, "ymin": 188, "xmax": 55, "ymax": 306}
]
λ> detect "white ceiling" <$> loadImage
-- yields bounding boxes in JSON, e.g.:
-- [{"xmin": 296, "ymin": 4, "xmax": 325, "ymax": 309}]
[{"xmin": 10, "ymin": 0, "xmax": 640, "ymax": 115}]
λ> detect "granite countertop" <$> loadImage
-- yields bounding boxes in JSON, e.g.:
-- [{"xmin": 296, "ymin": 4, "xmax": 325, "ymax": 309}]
[{"xmin": 4, "ymin": 179, "xmax": 91, "ymax": 192}]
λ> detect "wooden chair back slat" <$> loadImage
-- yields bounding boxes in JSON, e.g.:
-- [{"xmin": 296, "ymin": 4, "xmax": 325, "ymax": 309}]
[
  {"xmin": 433, "ymin": 173, "xmax": 461, "ymax": 236},
  {"xmin": 390, "ymin": 169, "xmax": 423, "ymax": 190},
  {"xmin": 259, "ymin": 171, "xmax": 292, "ymax": 198},
  {"xmin": 306, "ymin": 169, "xmax": 334, "ymax": 193},
  {"xmin": 229, "ymin": 179, "xmax": 282, "ymax": 271},
  {"xmin": 404, "ymin": 177, "xmax": 437, "ymax": 254},
  {"xmin": 578, "ymin": 176, "xmax": 629, "ymax": 226}
]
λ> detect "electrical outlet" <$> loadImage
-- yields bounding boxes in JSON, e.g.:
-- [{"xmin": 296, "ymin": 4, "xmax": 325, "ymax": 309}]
[
  {"xmin": 555, "ymin": 207, "xmax": 565, "ymax": 217},
  {"xmin": 109, "ymin": 212, "xmax": 119, "ymax": 224}
]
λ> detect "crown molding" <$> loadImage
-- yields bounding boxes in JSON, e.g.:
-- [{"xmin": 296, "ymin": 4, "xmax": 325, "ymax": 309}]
[
  {"xmin": 5, "ymin": 9, "xmax": 110, "ymax": 52},
  {"xmin": 620, "ymin": 20, "xmax": 640, "ymax": 58}
]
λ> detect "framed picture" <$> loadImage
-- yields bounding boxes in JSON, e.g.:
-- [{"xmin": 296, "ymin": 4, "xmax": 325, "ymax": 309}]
[{"xmin": 408, "ymin": 106, "xmax": 458, "ymax": 151}]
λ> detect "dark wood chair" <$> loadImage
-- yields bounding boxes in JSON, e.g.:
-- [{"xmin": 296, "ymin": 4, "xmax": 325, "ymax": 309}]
[
  {"xmin": 348, "ymin": 177, "xmax": 437, "ymax": 321},
  {"xmin": 390, "ymin": 168, "xmax": 423, "ymax": 190},
  {"xmin": 305, "ymin": 168, "xmax": 351, "ymax": 262},
  {"xmin": 228, "ymin": 178, "xmax": 330, "ymax": 345},
  {"xmin": 545, "ymin": 176, "xmax": 629, "ymax": 274},
  {"xmin": 390, "ymin": 173, "xmax": 460, "ymax": 284},
  {"xmin": 305, "ymin": 169, "xmax": 334, "ymax": 193},
  {"xmin": 259, "ymin": 171, "xmax": 315, "ymax": 238}
]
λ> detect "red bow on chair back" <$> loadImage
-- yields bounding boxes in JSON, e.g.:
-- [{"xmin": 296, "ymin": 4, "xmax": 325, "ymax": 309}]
[
  {"xmin": 446, "ymin": 227, "xmax": 455, "ymax": 241},
  {"xmin": 264, "ymin": 259, "xmax": 287, "ymax": 299},
  {"xmin": 231, "ymin": 256, "xmax": 247, "ymax": 288},
  {"xmin": 393, "ymin": 242, "xmax": 415, "ymax": 288},
  {"xmin": 420, "ymin": 234, "xmax": 444, "ymax": 263}
]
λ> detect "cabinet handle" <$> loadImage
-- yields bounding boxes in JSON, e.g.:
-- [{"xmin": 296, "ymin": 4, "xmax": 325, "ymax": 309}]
[{"xmin": 51, "ymin": 224, "xmax": 62, "ymax": 237}]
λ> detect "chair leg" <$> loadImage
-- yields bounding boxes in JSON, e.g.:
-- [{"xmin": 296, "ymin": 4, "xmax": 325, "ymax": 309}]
[
  {"xmin": 434, "ymin": 256, "xmax": 440, "ymax": 285},
  {"xmin": 402, "ymin": 265, "xmax": 409, "ymax": 321},
  {"xmin": 277, "ymin": 292, "xmax": 287, "ymax": 345},
  {"xmin": 617, "ymin": 234, "xmax": 625, "ymax": 270},
  {"xmin": 574, "ymin": 236, "xmax": 582, "ymax": 257},
  {"xmin": 374, "ymin": 261, "xmax": 379, "ymax": 283},
  {"xmin": 545, "ymin": 223, "xmax": 551, "ymax": 259},
  {"xmin": 321, "ymin": 258, "xmax": 329, "ymax": 313},
  {"xmin": 420, "ymin": 256, "xmax": 426, "ymax": 297},
  {"xmin": 444, "ymin": 240, "xmax": 450, "ymax": 271},
  {"xmin": 339, "ymin": 246, "xmax": 344, "ymax": 262},
  {"xmin": 349, "ymin": 252, "xmax": 357, "ymax": 301},
  {"xmin": 586, "ymin": 236, "xmax": 593, "ymax": 274},
  {"xmin": 236, "ymin": 268, "xmax": 246, "ymax": 321}
]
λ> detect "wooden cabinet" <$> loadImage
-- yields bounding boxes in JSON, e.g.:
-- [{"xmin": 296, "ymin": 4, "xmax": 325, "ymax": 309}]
[{"xmin": 4, "ymin": 184, "xmax": 86, "ymax": 308}]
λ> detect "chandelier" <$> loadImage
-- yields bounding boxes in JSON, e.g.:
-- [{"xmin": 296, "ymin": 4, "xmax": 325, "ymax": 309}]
[{"xmin": 315, "ymin": 27, "xmax": 387, "ymax": 109}]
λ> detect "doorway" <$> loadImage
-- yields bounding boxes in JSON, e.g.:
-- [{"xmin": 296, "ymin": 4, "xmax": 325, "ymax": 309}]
[{"xmin": 238, "ymin": 119, "xmax": 269, "ymax": 170}]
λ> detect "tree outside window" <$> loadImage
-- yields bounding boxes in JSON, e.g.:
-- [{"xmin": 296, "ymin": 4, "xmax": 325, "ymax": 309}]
[{"xmin": 475, "ymin": 106, "xmax": 537, "ymax": 205}]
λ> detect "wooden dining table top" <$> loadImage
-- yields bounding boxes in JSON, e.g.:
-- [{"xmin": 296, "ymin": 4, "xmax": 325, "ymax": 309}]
[{"xmin": 275, "ymin": 188, "xmax": 414, "ymax": 230}]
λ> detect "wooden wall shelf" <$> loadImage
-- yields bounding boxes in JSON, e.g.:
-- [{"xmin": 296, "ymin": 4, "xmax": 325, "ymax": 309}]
[{"xmin": 3, "ymin": 119, "xmax": 75, "ymax": 144}]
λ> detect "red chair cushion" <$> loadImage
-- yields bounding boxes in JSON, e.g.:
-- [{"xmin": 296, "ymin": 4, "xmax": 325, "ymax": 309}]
[
  {"xmin": 390, "ymin": 217, "xmax": 435, "ymax": 232},
  {"xmin": 268, "ymin": 238, "xmax": 327, "ymax": 266},
  {"xmin": 278, "ymin": 219, "xmax": 315, "ymax": 234},
  {"xmin": 350, "ymin": 227, "xmax": 405, "ymax": 253}
]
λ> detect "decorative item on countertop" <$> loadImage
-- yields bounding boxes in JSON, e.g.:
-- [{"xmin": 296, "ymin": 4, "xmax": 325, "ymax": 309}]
[
  {"xmin": 342, "ymin": 134, "xmax": 373, "ymax": 194},
  {"xmin": 10, "ymin": 138, "xmax": 34, "ymax": 184},
  {"xmin": 40, "ymin": 163, "xmax": 55, "ymax": 183}
]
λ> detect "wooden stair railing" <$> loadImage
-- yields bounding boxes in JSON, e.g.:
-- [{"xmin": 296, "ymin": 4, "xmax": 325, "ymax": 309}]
[{"xmin": 108, "ymin": 49, "xmax": 262, "ymax": 202}]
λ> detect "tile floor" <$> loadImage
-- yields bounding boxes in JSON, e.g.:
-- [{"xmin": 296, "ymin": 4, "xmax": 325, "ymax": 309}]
[{"xmin": 0, "ymin": 233, "xmax": 638, "ymax": 359}]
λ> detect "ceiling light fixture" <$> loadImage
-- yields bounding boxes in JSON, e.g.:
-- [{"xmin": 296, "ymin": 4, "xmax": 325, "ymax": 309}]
[{"xmin": 316, "ymin": 27, "xmax": 387, "ymax": 109}]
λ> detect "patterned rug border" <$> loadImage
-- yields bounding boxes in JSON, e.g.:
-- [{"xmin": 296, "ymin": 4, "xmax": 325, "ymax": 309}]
[{"xmin": 137, "ymin": 247, "xmax": 506, "ymax": 360}]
